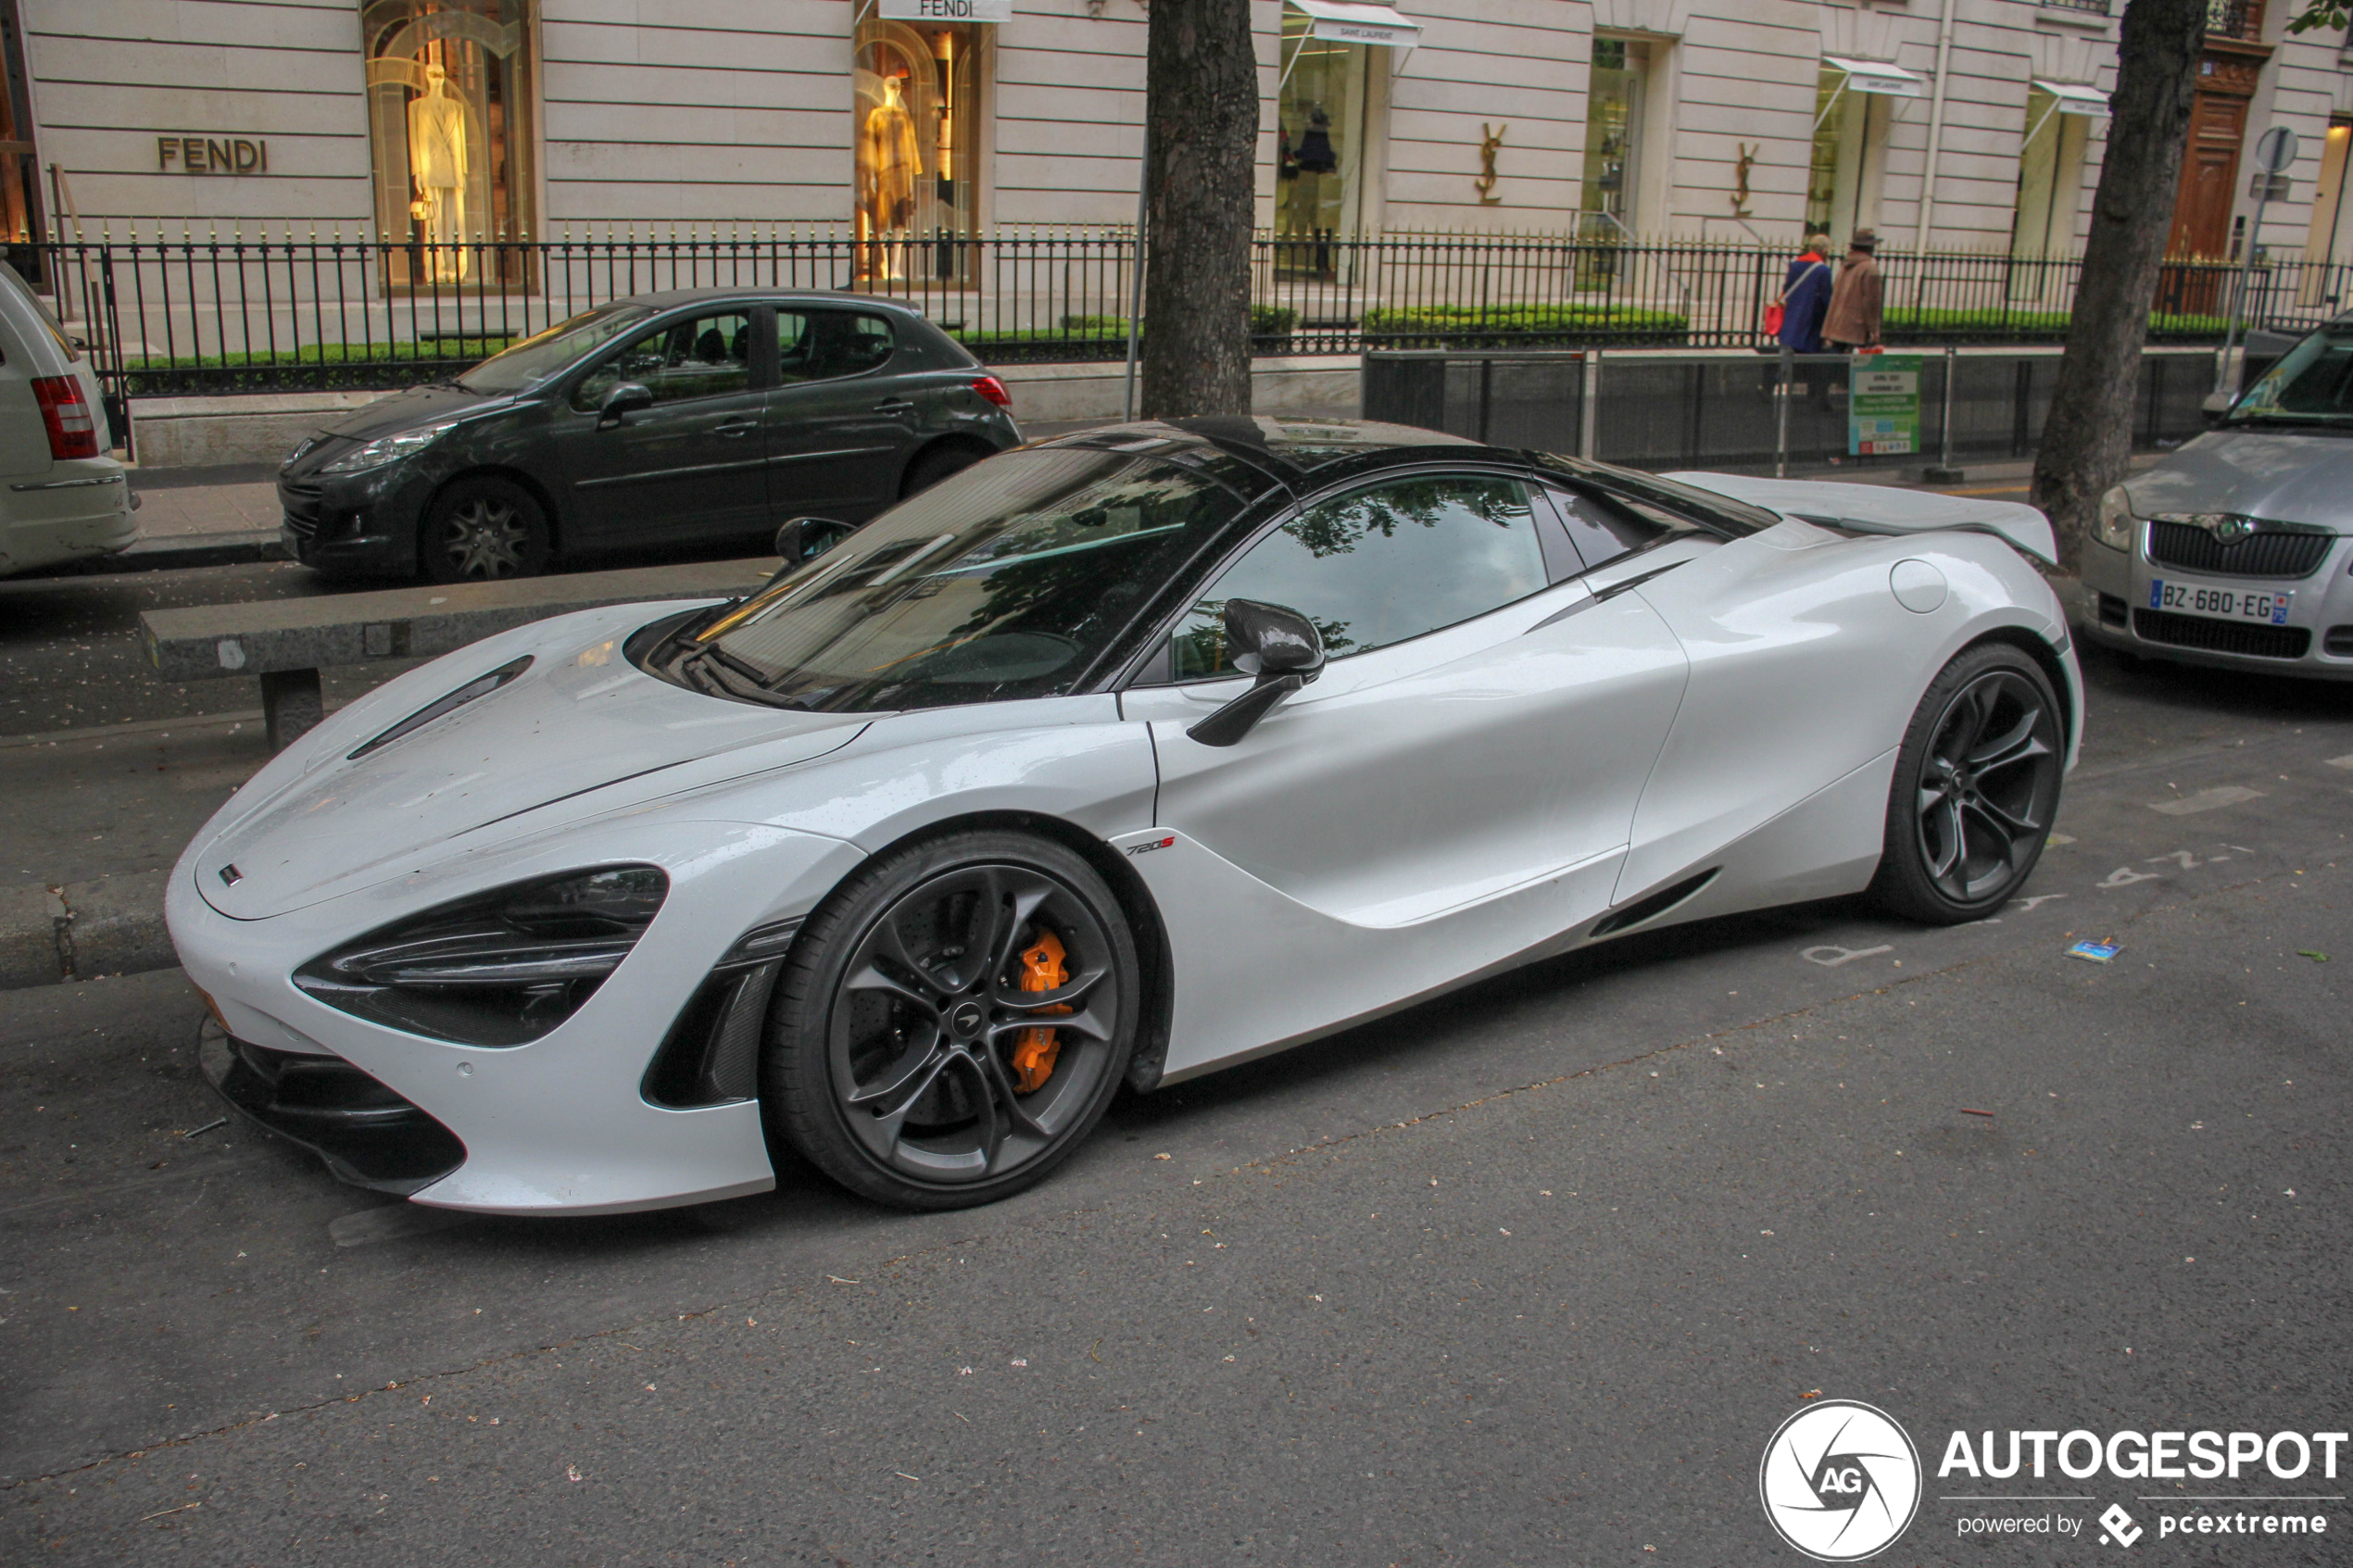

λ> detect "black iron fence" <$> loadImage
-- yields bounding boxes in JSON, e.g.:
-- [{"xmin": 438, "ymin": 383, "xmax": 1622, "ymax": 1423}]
[
  {"xmin": 23, "ymin": 226, "xmax": 2346, "ymax": 414},
  {"xmin": 1365, "ymin": 346, "xmax": 2217, "ymax": 476}
]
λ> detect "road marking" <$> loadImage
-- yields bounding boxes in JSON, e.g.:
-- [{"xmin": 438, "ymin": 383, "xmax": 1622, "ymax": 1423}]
[
  {"xmin": 2329, "ymin": 755, "xmax": 2353, "ymax": 771},
  {"xmin": 1803, "ymin": 944, "xmax": 1894, "ymax": 968},
  {"xmin": 2015, "ymin": 894, "xmax": 2069, "ymax": 911},
  {"xmin": 2147, "ymin": 850, "xmax": 2201, "ymax": 870},
  {"xmin": 2150, "ymin": 785, "xmax": 2266, "ymax": 816},
  {"xmin": 2099, "ymin": 866, "xmax": 2161, "ymax": 887}
]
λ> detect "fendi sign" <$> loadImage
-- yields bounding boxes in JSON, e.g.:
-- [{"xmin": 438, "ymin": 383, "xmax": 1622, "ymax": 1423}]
[{"xmin": 157, "ymin": 136, "xmax": 270, "ymax": 174}]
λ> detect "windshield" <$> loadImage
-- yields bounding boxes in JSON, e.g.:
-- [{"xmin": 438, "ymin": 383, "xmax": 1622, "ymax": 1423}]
[
  {"xmin": 457, "ymin": 303, "xmax": 656, "ymax": 394},
  {"xmin": 677, "ymin": 446, "xmax": 1249, "ymax": 712},
  {"xmin": 2229, "ymin": 324, "xmax": 2353, "ymax": 425}
]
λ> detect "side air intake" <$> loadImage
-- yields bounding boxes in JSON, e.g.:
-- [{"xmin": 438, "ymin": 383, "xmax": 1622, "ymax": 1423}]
[{"xmin": 1589, "ymin": 869, "xmax": 1720, "ymax": 939}]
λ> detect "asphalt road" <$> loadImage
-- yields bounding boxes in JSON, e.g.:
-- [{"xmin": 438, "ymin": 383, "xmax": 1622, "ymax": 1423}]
[{"xmin": 0, "ymin": 571, "xmax": 2348, "ymax": 1562}]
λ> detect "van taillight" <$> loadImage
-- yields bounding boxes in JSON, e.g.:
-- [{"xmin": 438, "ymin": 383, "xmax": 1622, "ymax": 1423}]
[{"xmin": 31, "ymin": 375, "xmax": 102, "ymax": 460}]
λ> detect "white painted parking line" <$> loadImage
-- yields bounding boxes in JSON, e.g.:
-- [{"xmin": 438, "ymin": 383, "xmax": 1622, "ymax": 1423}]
[
  {"xmin": 2149, "ymin": 785, "xmax": 2267, "ymax": 816},
  {"xmin": 2329, "ymin": 755, "xmax": 2353, "ymax": 771}
]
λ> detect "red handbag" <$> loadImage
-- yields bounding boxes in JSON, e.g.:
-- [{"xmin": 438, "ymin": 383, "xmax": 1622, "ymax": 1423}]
[{"xmin": 1764, "ymin": 302, "xmax": 1786, "ymax": 336}]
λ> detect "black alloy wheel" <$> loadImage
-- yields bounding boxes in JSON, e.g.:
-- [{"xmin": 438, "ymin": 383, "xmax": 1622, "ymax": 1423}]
[
  {"xmin": 764, "ymin": 831, "xmax": 1138, "ymax": 1209},
  {"xmin": 1870, "ymin": 643, "xmax": 2065, "ymax": 923},
  {"xmin": 421, "ymin": 475, "xmax": 552, "ymax": 583}
]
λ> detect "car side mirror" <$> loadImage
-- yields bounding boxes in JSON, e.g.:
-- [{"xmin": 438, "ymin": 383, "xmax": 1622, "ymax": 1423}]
[
  {"xmin": 1185, "ymin": 599, "xmax": 1326, "ymax": 748},
  {"xmin": 774, "ymin": 516, "xmax": 858, "ymax": 566},
  {"xmin": 598, "ymin": 382, "xmax": 653, "ymax": 428}
]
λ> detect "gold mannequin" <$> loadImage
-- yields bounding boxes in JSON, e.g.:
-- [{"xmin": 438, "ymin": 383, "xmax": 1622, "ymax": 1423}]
[
  {"xmin": 408, "ymin": 61, "xmax": 472, "ymax": 281},
  {"xmin": 862, "ymin": 74, "xmax": 921, "ymax": 280}
]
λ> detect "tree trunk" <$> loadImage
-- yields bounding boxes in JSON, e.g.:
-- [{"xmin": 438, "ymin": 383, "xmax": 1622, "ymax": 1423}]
[
  {"xmin": 1139, "ymin": 0, "xmax": 1258, "ymax": 420},
  {"xmin": 2029, "ymin": 0, "xmax": 2207, "ymax": 572}
]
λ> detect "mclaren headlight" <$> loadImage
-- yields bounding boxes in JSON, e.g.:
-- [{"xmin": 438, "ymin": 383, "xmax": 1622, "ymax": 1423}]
[
  {"xmin": 295, "ymin": 866, "xmax": 668, "ymax": 1047},
  {"xmin": 319, "ymin": 420, "xmax": 461, "ymax": 474},
  {"xmin": 2095, "ymin": 486, "xmax": 2136, "ymax": 553}
]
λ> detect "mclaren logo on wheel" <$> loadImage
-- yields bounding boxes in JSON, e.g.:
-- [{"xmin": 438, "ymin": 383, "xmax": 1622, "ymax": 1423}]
[{"xmin": 1759, "ymin": 1399, "xmax": 1923, "ymax": 1561}]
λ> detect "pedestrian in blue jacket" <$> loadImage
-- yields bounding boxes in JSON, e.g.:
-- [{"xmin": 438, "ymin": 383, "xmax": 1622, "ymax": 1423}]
[{"xmin": 1775, "ymin": 233, "xmax": 1834, "ymax": 355}]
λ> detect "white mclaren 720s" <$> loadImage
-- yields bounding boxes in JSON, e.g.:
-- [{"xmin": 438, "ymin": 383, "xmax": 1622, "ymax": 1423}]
[{"xmin": 170, "ymin": 419, "xmax": 2080, "ymax": 1214}]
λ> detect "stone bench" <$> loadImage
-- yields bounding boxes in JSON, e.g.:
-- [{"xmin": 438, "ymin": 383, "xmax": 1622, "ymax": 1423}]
[{"xmin": 139, "ymin": 557, "xmax": 777, "ymax": 749}]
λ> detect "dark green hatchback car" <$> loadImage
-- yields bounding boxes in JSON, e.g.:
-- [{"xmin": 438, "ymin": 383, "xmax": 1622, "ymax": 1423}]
[{"xmin": 275, "ymin": 289, "xmax": 1024, "ymax": 581}]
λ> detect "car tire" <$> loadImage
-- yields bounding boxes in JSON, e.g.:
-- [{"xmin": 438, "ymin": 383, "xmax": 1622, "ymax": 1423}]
[
  {"xmin": 762, "ymin": 829, "xmax": 1139, "ymax": 1210},
  {"xmin": 420, "ymin": 475, "xmax": 552, "ymax": 583},
  {"xmin": 900, "ymin": 442, "xmax": 987, "ymax": 499},
  {"xmin": 1869, "ymin": 642, "xmax": 2066, "ymax": 925}
]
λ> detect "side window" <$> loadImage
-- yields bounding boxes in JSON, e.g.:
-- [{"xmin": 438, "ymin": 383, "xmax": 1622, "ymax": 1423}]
[
  {"xmin": 1170, "ymin": 475, "xmax": 1548, "ymax": 679},
  {"xmin": 1545, "ymin": 485, "xmax": 1664, "ymax": 571},
  {"xmin": 824, "ymin": 312, "xmax": 896, "ymax": 376},
  {"xmin": 572, "ymin": 311, "xmax": 753, "ymax": 411},
  {"xmin": 776, "ymin": 311, "xmax": 814, "ymax": 383}
]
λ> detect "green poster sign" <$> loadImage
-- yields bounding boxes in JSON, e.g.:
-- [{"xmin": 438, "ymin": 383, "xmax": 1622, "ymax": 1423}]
[{"xmin": 1848, "ymin": 354, "xmax": 1921, "ymax": 457}]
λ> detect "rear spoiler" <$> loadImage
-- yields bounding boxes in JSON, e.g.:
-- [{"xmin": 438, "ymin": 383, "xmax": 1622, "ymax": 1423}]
[{"xmin": 1663, "ymin": 471, "xmax": 2058, "ymax": 567}]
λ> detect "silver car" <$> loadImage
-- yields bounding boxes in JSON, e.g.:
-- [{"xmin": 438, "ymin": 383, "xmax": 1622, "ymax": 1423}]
[
  {"xmin": 2081, "ymin": 319, "xmax": 2353, "ymax": 678},
  {"xmin": 0, "ymin": 261, "xmax": 135, "ymax": 575}
]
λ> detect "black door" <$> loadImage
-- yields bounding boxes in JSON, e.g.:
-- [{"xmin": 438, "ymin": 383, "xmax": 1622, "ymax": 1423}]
[
  {"xmin": 764, "ymin": 308, "xmax": 924, "ymax": 523},
  {"xmin": 552, "ymin": 306, "xmax": 774, "ymax": 549}
]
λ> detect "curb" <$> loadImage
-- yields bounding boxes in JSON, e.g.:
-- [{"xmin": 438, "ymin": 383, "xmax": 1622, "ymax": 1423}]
[
  {"xmin": 20, "ymin": 530, "xmax": 286, "ymax": 580},
  {"xmin": 0, "ymin": 871, "xmax": 176, "ymax": 990},
  {"xmin": 113, "ymin": 530, "xmax": 287, "ymax": 573}
]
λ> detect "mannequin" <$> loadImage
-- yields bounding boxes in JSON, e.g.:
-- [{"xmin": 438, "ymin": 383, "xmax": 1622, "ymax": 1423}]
[
  {"xmin": 862, "ymin": 74, "xmax": 922, "ymax": 281},
  {"xmin": 408, "ymin": 61, "xmax": 472, "ymax": 281}
]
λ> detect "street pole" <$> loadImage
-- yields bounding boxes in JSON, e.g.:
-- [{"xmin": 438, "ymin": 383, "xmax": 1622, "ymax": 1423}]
[
  {"xmin": 2221, "ymin": 127, "xmax": 2298, "ymax": 399},
  {"xmin": 1121, "ymin": 121, "xmax": 1150, "ymax": 423},
  {"xmin": 1776, "ymin": 343, "xmax": 1792, "ymax": 480}
]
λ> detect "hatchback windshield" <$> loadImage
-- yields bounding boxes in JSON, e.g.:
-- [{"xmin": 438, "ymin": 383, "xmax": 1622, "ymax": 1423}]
[
  {"xmin": 2229, "ymin": 324, "xmax": 2353, "ymax": 426},
  {"xmin": 458, "ymin": 303, "xmax": 655, "ymax": 395},
  {"xmin": 673, "ymin": 446, "xmax": 1248, "ymax": 712}
]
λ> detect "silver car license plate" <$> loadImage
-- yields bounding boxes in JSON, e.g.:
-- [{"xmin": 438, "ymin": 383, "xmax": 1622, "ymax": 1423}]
[{"xmin": 2148, "ymin": 579, "xmax": 2293, "ymax": 625}]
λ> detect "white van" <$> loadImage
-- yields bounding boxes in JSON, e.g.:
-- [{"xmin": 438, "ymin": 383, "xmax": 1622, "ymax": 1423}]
[{"xmin": 0, "ymin": 260, "xmax": 135, "ymax": 575}]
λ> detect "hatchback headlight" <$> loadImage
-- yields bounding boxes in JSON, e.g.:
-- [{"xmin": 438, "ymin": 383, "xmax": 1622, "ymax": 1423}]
[
  {"xmin": 320, "ymin": 420, "xmax": 462, "ymax": 474},
  {"xmin": 295, "ymin": 866, "xmax": 668, "ymax": 1047},
  {"xmin": 2095, "ymin": 486, "xmax": 2136, "ymax": 552}
]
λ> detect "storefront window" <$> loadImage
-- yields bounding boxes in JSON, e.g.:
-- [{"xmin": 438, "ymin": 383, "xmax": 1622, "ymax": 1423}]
[
  {"xmin": 1579, "ymin": 38, "xmax": 1644, "ymax": 244},
  {"xmin": 363, "ymin": 0, "xmax": 536, "ymax": 290},
  {"xmin": 0, "ymin": 0, "xmax": 43, "ymax": 289},
  {"xmin": 1276, "ymin": 6, "xmax": 1371, "ymax": 281},
  {"xmin": 854, "ymin": 18, "xmax": 985, "ymax": 285},
  {"xmin": 2010, "ymin": 89, "xmax": 2091, "ymax": 272},
  {"xmin": 1806, "ymin": 69, "xmax": 1845, "ymax": 236}
]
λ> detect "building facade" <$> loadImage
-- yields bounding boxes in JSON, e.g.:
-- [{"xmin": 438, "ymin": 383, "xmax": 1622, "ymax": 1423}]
[{"xmin": 5, "ymin": 0, "xmax": 2352, "ymax": 271}]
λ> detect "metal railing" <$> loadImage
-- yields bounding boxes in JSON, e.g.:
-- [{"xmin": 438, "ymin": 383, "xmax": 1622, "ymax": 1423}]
[
  {"xmin": 21, "ymin": 225, "xmax": 2342, "ymax": 433},
  {"xmin": 1365, "ymin": 346, "xmax": 2218, "ymax": 477}
]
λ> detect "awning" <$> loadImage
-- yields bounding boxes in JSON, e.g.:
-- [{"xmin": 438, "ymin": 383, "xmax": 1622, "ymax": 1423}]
[
  {"xmin": 1290, "ymin": 0, "xmax": 1422, "ymax": 49},
  {"xmin": 2032, "ymin": 79, "xmax": 2110, "ymax": 117},
  {"xmin": 1822, "ymin": 56, "xmax": 1926, "ymax": 98}
]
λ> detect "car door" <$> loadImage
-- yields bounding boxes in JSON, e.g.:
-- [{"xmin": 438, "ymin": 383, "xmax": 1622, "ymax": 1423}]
[
  {"xmin": 1124, "ymin": 470, "xmax": 1690, "ymax": 919},
  {"xmin": 551, "ymin": 306, "xmax": 773, "ymax": 548},
  {"xmin": 764, "ymin": 308, "xmax": 922, "ymax": 523}
]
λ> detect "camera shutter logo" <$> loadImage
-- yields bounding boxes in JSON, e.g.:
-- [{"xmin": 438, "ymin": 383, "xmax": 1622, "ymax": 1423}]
[{"xmin": 1758, "ymin": 1400, "xmax": 1922, "ymax": 1561}]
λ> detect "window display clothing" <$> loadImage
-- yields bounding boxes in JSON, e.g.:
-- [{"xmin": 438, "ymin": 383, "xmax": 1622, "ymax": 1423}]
[
  {"xmin": 408, "ymin": 62, "xmax": 473, "ymax": 278},
  {"xmin": 1294, "ymin": 107, "xmax": 1338, "ymax": 173},
  {"xmin": 863, "ymin": 77, "xmax": 923, "ymax": 232}
]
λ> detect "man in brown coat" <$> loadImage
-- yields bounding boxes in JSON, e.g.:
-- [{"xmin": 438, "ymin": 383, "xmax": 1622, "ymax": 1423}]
[{"xmin": 1821, "ymin": 228, "xmax": 1884, "ymax": 352}]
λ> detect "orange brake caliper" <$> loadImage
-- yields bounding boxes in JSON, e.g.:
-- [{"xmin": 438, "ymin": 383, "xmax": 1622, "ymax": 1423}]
[{"xmin": 1010, "ymin": 930, "xmax": 1071, "ymax": 1094}]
